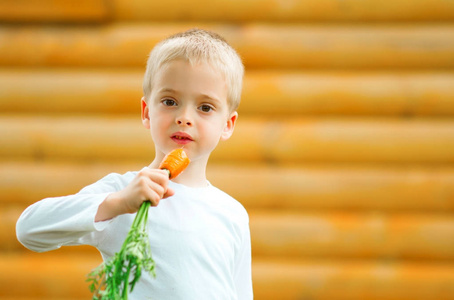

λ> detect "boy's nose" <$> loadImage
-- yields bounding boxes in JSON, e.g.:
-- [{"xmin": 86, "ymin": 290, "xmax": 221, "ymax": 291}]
[
  {"xmin": 176, "ymin": 117, "xmax": 192, "ymax": 126},
  {"xmin": 176, "ymin": 106, "xmax": 193, "ymax": 126}
]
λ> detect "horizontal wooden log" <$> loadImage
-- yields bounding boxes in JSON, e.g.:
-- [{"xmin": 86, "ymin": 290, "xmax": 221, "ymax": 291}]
[
  {"xmin": 112, "ymin": 0, "xmax": 454, "ymax": 22},
  {"xmin": 0, "ymin": 253, "xmax": 100, "ymax": 298},
  {"xmin": 252, "ymin": 259, "xmax": 454, "ymax": 300},
  {"xmin": 1, "ymin": 254, "xmax": 454, "ymax": 299},
  {"xmin": 241, "ymin": 71, "xmax": 454, "ymax": 116},
  {"xmin": 0, "ymin": 69, "xmax": 143, "ymax": 115},
  {"xmin": 2, "ymin": 69, "xmax": 454, "ymax": 116},
  {"xmin": 250, "ymin": 211, "xmax": 454, "ymax": 260},
  {"xmin": 209, "ymin": 165, "xmax": 454, "ymax": 212},
  {"xmin": 2, "ymin": 298, "xmax": 88, "ymax": 300},
  {"xmin": 214, "ymin": 118, "xmax": 454, "ymax": 164},
  {"xmin": 1, "ymin": 116, "xmax": 454, "ymax": 164},
  {"xmin": 0, "ymin": 24, "xmax": 453, "ymax": 69},
  {"xmin": 2, "ymin": 298, "xmax": 84, "ymax": 300},
  {"xmin": 0, "ymin": 0, "xmax": 109, "ymax": 22},
  {"xmin": 2, "ymin": 0, "xmax": 454, "ymax": 23},
  {"xmin": 1, "ymin": 162, "xmax": 454, "ymax": 212},
  {"xmin": 0, "ymin": 115, "xmax": 153, "ymax": 162},
  {"xmin": 5, "ymin": 205, "xmax": 454, "ymax": 259}
]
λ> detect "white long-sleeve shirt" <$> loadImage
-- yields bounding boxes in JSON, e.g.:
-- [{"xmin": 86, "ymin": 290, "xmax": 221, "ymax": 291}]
[{"xmin": 16, "ymin": 170, "xmax": 253, "ymax": 300}]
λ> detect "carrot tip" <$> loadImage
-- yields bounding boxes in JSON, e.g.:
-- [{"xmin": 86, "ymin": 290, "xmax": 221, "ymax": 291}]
[{"xmin": 159, "ymin": 149, "xmax": 190, "ymax": 179}]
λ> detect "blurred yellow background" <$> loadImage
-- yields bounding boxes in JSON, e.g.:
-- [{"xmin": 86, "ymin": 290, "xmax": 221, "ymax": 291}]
[{"xmin": 1, "ymin": 0, "xmax": 454, "ymax": 299}]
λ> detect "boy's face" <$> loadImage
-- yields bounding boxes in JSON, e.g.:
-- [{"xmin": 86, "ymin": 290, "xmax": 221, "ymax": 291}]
[{"xmin": 141, "ymin": 59, "xmax": 237, "ymax": 163}]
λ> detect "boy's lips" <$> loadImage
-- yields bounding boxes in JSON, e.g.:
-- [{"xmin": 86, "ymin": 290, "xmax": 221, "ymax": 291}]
[{"xmin": 171, "ymin": 132, "xmax": 193, "ymax": 145}]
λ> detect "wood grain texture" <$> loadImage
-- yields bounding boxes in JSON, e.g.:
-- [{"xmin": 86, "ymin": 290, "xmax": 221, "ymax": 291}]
[
  {"xmin": 1, "ymin": 254, "xmax": 453, "ymax": 299},
  {"xmin": 0, "ymin": 24, "xmax": 453, "ymax": 69},
  {"xmin": 111, "ymin": 0, "xmax": 454, "ymax": 22},
  {"xmin": 1, "ymin": 162, "xmax": 453, "ymax": 212},
  {"xmin": 219, "ymin": 117, "xmax": 454, "ymax": 164},
  {"xmin": 252, "ymin": 259, "xmax": 454, "ymax": 300},
  {"xmin": 3, "ymin": 116, "xmax": 453, "ymax": 163},
  {"xmin": 1, "ymin": 69, "xmax": 454, "ymax": 116},
  {"xmin": 2, "ymin": 2, "xmax": 454, "ymax": 299},
  {"xmin": 2, "ymin": 0, "xmax": 454, "ymax": 23},
  {"xmin": 6, "ymin": 205, "xmax": 454, "ymax": 259},
  {"xmin": 0, "ymin": 0, "xmax": 110, "ymax": 22},
  {"xmin": 250, "ymin": 211, "xmax": 454, "ymax": 260}
]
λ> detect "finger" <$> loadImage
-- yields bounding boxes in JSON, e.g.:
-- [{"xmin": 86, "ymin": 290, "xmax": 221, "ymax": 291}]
[
  {"xmin": 139, "ymin": 169, "xmax": 170, "ymax": 189},
  {"xmin": 149, "ymin": 169, "xmax": 171, "ymax": 185},
  {"xmin": 150, "ymin": 177, "xmax": 176, "ymax": 204},
  {"xmin": 163, "ymin": 187, "xmax": 175, "ymax": 199},
  {"xmin": 148, "ymin": 179, "xmax": 167, "ymax": 197},
  {"xmin": 138, "ymin": 168, "xmax": 167, "ymax": 180},
  {"xmin": 143, "ymin": 187, "xmax": 161, "ymax": 207},
  {"xmin": 147, "ymin": 170, "xmax": 171, "ymax": 196}
]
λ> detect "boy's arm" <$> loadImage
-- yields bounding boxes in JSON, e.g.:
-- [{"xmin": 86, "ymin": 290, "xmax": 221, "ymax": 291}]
[
  {"xmin": 15, "ymin": 172, "xmax": 128, "ymax": 252},
  {"xmin": 16, "ymin": 169, "xmax": 173, "ymax": 253},
  {"xmin": 16, "ymin": 192, "xmax": 112, "ymax": 252}
]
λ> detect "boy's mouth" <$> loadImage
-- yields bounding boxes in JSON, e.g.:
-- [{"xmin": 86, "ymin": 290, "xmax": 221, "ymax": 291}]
[{"xmin": 171, "ymin": 132, "xmax": 193, "ymax": 144}]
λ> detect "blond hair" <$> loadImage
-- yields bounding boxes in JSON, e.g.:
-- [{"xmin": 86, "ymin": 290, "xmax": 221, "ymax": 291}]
[{"xmin": 143, "ymin": 28, "xmax": 244, "ymax": 111}]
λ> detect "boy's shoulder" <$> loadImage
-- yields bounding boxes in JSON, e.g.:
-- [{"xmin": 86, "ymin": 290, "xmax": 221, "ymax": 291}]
[{"xmin": 206, "ymin": 184, "xmax": 250, "ymax": 222}]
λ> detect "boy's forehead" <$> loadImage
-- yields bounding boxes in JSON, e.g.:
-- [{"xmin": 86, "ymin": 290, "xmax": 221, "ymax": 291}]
[
  {"xmin": 155, "ymin": 60, "xmax": 226, "ymax": 86},
  {"xmin": 152, "ymin": 60, "xmax": 229, "ymax": 102},
  {"xmin": 158, "ymin": 58, "xmax": 222, "ymax": 77}
]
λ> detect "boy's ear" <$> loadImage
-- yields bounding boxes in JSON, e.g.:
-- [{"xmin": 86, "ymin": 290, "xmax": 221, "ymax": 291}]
[
  {"xmin": 141, "ymin": 97, "xmax": 151, "ymax": 129},
  {"xmin": 220, "ymin": 111, "xmax": 238, "ymax": 141}
]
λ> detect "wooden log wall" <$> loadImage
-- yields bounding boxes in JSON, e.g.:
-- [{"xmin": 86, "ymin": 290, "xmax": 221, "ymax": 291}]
[{"xmin": 1, "ymin": 0, "xmax": 454, "ymax": 299}]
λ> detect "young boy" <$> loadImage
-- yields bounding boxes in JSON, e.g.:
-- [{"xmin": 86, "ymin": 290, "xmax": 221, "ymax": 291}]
[{"xmin": 16, "ymin": 29, "xmax": 253, "ymax": 299}]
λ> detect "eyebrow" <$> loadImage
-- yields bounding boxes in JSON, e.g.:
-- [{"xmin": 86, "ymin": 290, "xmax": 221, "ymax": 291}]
[
  {"xmin": 158, "ymin": 88, "xmax": 179, "ymax": 95},
  {"xmin": 199, "ymin": 93, "xmax": 222, "ymax": 105}
]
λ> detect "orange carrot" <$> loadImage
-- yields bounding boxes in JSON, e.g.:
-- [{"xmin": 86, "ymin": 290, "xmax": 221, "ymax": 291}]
[{"xmin": 159, "ymin": 148, "xmax": 190, "ymax": 179}]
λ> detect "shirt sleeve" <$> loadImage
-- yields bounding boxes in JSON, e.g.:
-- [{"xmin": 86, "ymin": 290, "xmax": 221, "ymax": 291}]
[
  {"xmin": 15, "ymin": 172, "xmax": 128, "ymax": 253},
  {"xmin": 234, "ymin": 217, "xmax": 254, "ymax": 300}
]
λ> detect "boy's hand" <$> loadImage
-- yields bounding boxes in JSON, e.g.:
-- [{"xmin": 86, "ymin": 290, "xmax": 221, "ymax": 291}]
[{"xmin": 95, "ymin": 168, "xmax": 174, "ymax": 221}]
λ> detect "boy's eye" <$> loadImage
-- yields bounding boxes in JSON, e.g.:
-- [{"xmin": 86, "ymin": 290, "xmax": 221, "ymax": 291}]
[
  {"xmin": 162, "ymin": 99, "xmax": 177, "ymax": 106},
  {"xmin": 199, "ymin": 104, "xmax": 214, "ymax": 112}
]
